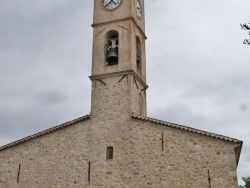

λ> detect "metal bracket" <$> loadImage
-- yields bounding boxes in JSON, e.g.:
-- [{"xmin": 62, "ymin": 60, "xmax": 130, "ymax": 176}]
[
  {"xmin": 117, "ymin": 25, "xmax": 129, "ymax": 31},
  {"xmin": 141, "ymin": 87, "xmax": 147, "ymax": 92},
  {"xmin": 97, "ymin": 79, "xmax": 106, "ymax": 86},
  {"xmin": 95, "ymin": 27, "xmax": 106, "ymax": 38},
  {"xmin": 133, "ymin": 76, "xmax": 139, "ymax": 89},
  {"xmin": 118, "ymin": 74, "xmax": 128, "ymax": 83}
]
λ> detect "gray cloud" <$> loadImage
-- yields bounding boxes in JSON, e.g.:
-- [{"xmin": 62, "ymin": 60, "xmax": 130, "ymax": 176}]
[
  {"xmin": 36, "ymin": 90, "xmax": 68, "ymax": 105},
  {"xmin": 0, "ymin": 0, "xmax": 91, "ymax": 145}
]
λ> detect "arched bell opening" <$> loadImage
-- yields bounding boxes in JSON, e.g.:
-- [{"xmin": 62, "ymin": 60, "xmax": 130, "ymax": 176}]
[
  {"xmin": 136, "ymin": 36, "xmax": 142, "ymax": 73},
  {"xmin": 105, "ymin": 30, "xmax": 119, "ymax": 66}
]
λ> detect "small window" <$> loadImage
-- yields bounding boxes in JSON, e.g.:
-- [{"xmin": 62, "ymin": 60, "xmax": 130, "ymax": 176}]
[{"xmin": 106, "ymin": 146, "xmax": 114, "ymax": 160}]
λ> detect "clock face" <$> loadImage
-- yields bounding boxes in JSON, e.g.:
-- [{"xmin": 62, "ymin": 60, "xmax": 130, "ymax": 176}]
[
  {"xmin": 102, "ymin": 0, "xmax": 122, "ymax": 10},
  {"xmin": 135, "ymin": 0, "xmax": 142, "ymax": 18}
]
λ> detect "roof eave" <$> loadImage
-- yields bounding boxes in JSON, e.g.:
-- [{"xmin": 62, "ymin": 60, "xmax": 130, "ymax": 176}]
[
  {"xmin": 131, "ymin": 114, "xmax": 242, "ymax": 144},
  {"xmin": 0, "ymin": 114, "xmax": 91, "ymax": 152}
]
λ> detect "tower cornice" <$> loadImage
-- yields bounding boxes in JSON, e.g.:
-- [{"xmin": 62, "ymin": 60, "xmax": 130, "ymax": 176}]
[
  {"xmin": 89, "ymin": 69, "xmax": 148, "ymax": 89},
  {"xmin": 91, "ymin": 17, "xmax": 147, "ymax": 40}
]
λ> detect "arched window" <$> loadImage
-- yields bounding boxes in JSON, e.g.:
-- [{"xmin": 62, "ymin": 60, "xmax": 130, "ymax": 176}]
[
  {"xmin": 106, "ymin": 146, "xmax": 114, "ymax": 160},
  {"xmin": 105, "ymin": 31, "xmax": 119, "ymax": 66},
  {"xmin": 136, "ymin": 37, "xmax": 142, "ymax": 73}
]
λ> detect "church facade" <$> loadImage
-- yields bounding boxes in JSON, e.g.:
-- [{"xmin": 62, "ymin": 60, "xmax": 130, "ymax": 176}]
[{"xmin": 0, "ymin": 0, "xmax": 242, "ymax": 187}]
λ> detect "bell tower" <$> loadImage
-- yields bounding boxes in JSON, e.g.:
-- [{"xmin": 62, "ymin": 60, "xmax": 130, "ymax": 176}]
[{"xmin": 90, "ymin": 0, "xmax": 147, "ymax": 117}]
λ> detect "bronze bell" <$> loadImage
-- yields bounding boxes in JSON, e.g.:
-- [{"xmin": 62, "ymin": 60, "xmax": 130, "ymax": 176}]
[
  {"xmin": 107, "ymin": 48, "xmax": 118, "ymax": 65},
  {"xmin": 106, "ymin": 38, "xmax": 118, "ymax": 65}
]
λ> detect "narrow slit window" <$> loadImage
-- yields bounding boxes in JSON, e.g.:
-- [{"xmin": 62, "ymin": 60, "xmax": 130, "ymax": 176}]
[
  {"xmin": 161, "ymin": 133, "xmax": 164, "ymax": 151},
  {"xmin": 106, "ymin": 146, "xmax": 114, "ymax": 160},
  {"xmin": 208, "ymin": 169, "xmax": 212, "ymax": 188},
  {"xmin": 88, "ymin": 162, "xmax": 91, "ymax": 184},
  {"xmin": 17, "ymin": 164, "xmax": 21, "ymax": 183}
]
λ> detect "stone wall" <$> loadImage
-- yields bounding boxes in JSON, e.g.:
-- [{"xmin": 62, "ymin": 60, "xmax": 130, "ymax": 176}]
[
  {"xmin": 0, "ymin": 120, "xmax": 92, "ymax": 188},
  {"xmin": 128, "ymin": 120, "xmax": 240, "ymax": 188},
  {"xmin": 0, "ymin": 115, "xmax": 240, "ymax": 188},
  {"xmin": 0, "ymin": 74, "xmax": 240, "ymax": 187}
]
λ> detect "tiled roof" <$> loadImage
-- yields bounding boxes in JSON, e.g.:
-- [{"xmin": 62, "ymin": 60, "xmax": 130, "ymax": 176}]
[
  {"xmin": 0, "ymin": 115, "xmax": 91, "ymax": 151},
  {"xmin": 131, "ymin": 114, "xmax": 242, "ymax": 144}
]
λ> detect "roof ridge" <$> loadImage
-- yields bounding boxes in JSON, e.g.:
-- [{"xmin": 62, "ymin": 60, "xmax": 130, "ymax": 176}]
[{"xmin": 0, "ymin": 114, "xmax": 91, "ymax": 151}]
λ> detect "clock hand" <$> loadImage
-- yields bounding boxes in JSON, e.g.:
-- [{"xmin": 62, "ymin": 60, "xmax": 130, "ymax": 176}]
[
  {"xmin": 110, "ymin": 0, "xmax": 117, "ymax": 4},
  {"xmin": 105, "ymin": 0, "xmax": 112, "ymax": 7}
]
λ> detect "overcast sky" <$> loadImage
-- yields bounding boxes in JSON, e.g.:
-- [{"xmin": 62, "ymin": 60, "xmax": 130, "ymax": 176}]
[{"xmin": 0, "ymin": 0, "xmax": 249, "ymax": 185}]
